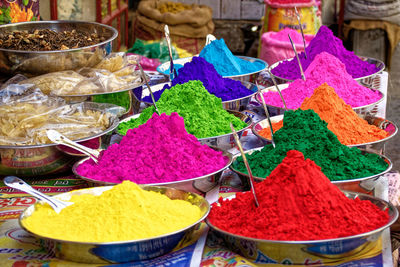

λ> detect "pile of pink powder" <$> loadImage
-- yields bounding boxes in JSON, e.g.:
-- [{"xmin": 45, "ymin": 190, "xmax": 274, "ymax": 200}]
[
  {"xmin": 76, "ymin": 112, "xmax": 229, "ymax": 184},
  {"xmin": 262, "ymin": 52, "xmax": 382, "ymax": 109}
]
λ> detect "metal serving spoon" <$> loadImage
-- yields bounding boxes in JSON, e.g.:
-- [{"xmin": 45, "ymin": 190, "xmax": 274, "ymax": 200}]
[
  {"xmin": 256, "ymin": 81, "xmax": 276, "ymax": 148},
  {"xmin": 294, "ymin": 7, "xmax": 307, "ymax": 59},
  {"xmin": 137, "ymin": 63, "xmax": 160, "ymax": 115},
  {"xmin": 46, "ymin": 130, "xmax": 100, "ymax": 164},
  {"xmin": 4, "ymin": 176, "xmax": 73, "ymax": 213},
  {"xmin": 164, "ymin": 25, "xmax": 177, "ymax": 81},
  {"xmin": 230, "ymin": 123, "xmax": 259, "ymax": 207},
  {"xmin": 288, "ymin": 34, "xmax": 306, "ymax": 81}
]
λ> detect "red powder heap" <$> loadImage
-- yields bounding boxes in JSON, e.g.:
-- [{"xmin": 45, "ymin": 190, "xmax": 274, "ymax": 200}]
[{"xmin": 208, "ymin": 150, "xmax": 389, "ymax": 241}]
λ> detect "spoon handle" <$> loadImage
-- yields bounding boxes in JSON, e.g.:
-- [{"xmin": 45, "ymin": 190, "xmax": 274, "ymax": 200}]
[
  {"xmin": 4, "ymin": 176, "xmax": 64, "ymax": 212},
  {"xmin": 256, "ymin": 81, "xmax": 276, "ymax": 148},
  {"xmin": 46, "ymin": 130, "xmax": 100, "ymax": 164},
  {"xmin": 137, "ymin": 63, "xmax": 160, "ymax": 115},
  {"xmin": 164, "ymin": 25, "xmax": 177, "ymax": 80},
  {"xmin": 288, "ymin": 34, "xmax": 306, "ymax": 81},
  {"xmin": 294, "ymin": 7, "xmax": 307, "ymax": 59}
]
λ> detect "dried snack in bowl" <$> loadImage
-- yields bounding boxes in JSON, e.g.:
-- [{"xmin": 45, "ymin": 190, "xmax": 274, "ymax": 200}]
[
  {"xmin": 20, "ymin": 71, "xmax": 99, "ymax": 95},
  {"xmin": 95, "ymin": 52, "xmax": 127, "ymax": 72},
  {"xmin": 0, "ymin": 87, "xmax": 112, "ymax": 146}
]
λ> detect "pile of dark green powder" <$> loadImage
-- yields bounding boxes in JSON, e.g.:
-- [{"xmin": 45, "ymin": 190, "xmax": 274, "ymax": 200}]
[
  {"xmin": 233, "ymin": 109, "xmax": 388, "ymax": 181},
  {"xmin": 117, "ymin": 80, "xmax": 248, "ymax": 138}
]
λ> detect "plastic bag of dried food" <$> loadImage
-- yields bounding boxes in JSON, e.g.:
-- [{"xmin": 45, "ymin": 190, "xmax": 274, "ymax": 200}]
[
  {"xmin": 0, "ymin": 85, "xmax": 123, "ymax": 146},
  {"xmin": 95, "ymin": 52, "xmax": 128, "ymax": 72}
]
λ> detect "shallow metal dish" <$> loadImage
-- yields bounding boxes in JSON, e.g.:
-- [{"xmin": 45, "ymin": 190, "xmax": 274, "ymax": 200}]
[
  {"xmin": 117, "ymin": 110, "xmax": 253, "ymax": 151},
  {"xmin": 72, "ymin": 147, "xmax": 232, "ymax": 194},
  {"xmin": 206, "ymin": 191, "xmax": 397, "ymax": 264},
  {"xmin": 0, "ymin": 102, "xmax": 120, "ymax": 176},
  {"xmin": 268, "ymin": 56, "xmax": 385, "ymax": 87},
  {"xmin": 19, "ymin": 185, "xmax": 210, "ymax": 263},
  {"xmin": 0, "ymin": 21, "xmax": 118, "ymax": 76},
  {"xmin": 133, "ymin": 81, "xmax": 258, "ymax": 112},
  {"xmin": 252, "ymin": 115, "xmax": 398, "ymax": 154},
  {"xmin": 229, "ymin": 148, "xmax": 392, "ymax": 194},
  {"xmin": 255, "ymin": 83, "xmax": 385, "ymax": 118},
  {"xmin": 156, "ymin": 56, "xmax": 267, "ymax": 82}
]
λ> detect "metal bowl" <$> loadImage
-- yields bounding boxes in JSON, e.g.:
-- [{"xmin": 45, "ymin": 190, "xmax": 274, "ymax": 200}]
[
  {"xmin": 0, "ymin": 102, "xmax": 120, "ymax": 177},
  {"xmin": 156, "ymin": 56, "xmax": 267, "ymax": 82},
  {"xmin": 229, "ymin": 148, "xmax": 392, "ymax": 194},
  {"xmin": 0, "ymin": 21, "xmax": 118, "ymax": 76},
  {"xmin": 252, "ymin": 115, "xmax": 398, "ymax": 154},
  {"xmin": 132, "ymin": 81, "xmax": 258, "ymax": 112},
  {"xmin": 268, "ymin": 56, "xmax": 385, "ymax": 87},
  {"xmin": 206, "ymin": 191, "xmax": 397, "ymax": 264},
  {"xmin": 255, "ymin": 84, "xmax": 385, "ymax": 118},
  {"xmin": 117, "ymin": 110, "xmax": 253, "ymax": 151},
  {"xmin": 72, "ymin": 148, "xmax": 233, "ymax": 194},
  {"xmin": 19, "ymin": 185, "xmax": 210, "ymax": 263}
]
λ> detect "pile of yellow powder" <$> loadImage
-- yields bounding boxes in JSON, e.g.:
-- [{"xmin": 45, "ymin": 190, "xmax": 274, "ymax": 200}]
[{"xmin": 22, "ymin": 181, "xmax": 203, "ymax": 243}]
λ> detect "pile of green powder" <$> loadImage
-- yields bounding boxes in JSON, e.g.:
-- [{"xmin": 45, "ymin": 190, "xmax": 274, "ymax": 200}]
[
  {"xmin": 233, "ymin": 109, "xmax": 388, "ymax": 181},
  {"xmin": 117, "ymin": 80, "xmax": 248, "ymax": 138}
]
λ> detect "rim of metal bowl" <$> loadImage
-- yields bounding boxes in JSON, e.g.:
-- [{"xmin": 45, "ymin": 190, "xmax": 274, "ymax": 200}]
[
  {"xmin": 118, "ymin": 110, "xmax": 253, "ymax": 140},
  {"xmin": 71, "ymin": 148, "xmax": 233, "ymax": 186},
  {"xmin": 0, "ymin": 107, "xmax": 120, "ymax": 149},
  {"xmin": 0, "ymin": 20, "xmax": 118, "ymax": 53},
  {"xmin": 255, "ymin": 84, "xmax": 385, "ymax": 112},
  {"xmin": 136, "ymin": 81, "xmax": 258, "ymax": 106},
  {"xmin": 205, "ymin": 190, "xmax": 398, "ymax": 244},
  {"xmin": 268, "ymin": 56, "xmax": 385, "ymax": 82},
  {"xmin": 229, "ymin": 148, "xmax": 393, "ymax": 184},
  {"xmin": 252, "ymin": 116, "xmax": 398, "ymax": 148},
  {"xmin": 156, "ymin": 56, "xmax": 267, "ymax": 78},
  {"xmin": 19, "ymin": 185, "xmax": 210, "ymax": 245}
]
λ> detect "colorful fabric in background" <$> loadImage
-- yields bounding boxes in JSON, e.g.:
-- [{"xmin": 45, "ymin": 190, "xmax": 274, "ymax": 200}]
[{"xmin": 0, "ymin": 0, "xmax": 39, "ymax": 24}]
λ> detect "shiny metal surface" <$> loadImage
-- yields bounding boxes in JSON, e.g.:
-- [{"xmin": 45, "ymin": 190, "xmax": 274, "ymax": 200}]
[
  {"xmin": 255, "ymin": 83, "xmax": 385, "ymax": 118},
  {"xmin": 230, "ymin": 147, "xmax": 392, "ymax": 193},
  {"xmin": 134, "ymin": 81, "xmax": 258, "ymax": 112},
  {"xmin": 4, "ymin": 176, "xmax": 73, "ymax": 213},
  {"xmin": 19, "ymin": 185, "xmax": 210, "ymax": 263},
  {"xmin": 268, "ymin": 56, "xmax": 385, "ymax": 87},
  {"xmin": 156, "ymin": 56, "xmax": 267, "ymax": 81},
  {"xmin": 206, "ymin": 191, "xmax": 397, "ymax": 264},
  {"xmin": 0, "ymin": 102, "xmax": 119, "ymax": 176},
  {"xmin": 0, "ymin": 21, "xmax": 118, "ymax": 76},
  {"xmin": 72, "ymin": 148, "xmax": 233, "ymax": 194}
]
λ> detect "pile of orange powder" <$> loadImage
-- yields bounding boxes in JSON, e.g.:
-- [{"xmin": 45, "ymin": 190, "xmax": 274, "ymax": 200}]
[{"xmin": 259, "ymin": 83, "xmax": 388, "ymax": 145}]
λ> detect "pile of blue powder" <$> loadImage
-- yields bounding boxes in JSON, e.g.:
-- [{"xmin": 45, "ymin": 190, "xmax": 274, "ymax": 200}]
[
  {"xmin": 143, "ymin": 57, "xmax": 255, "ymax": 102},
  {"xmin": 199, "ymin": 38, "xmax": 265, "ymax": 76}
]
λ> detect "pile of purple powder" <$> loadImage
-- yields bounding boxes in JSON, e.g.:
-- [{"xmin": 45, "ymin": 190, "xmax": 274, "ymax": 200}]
[
  {"xmin": 76, "ymin": 112, "xmax": 229, "ymax": 184},
  {"xmin": 143, "ymin": 57, "xmax": 254, "ymax": 102},
  {"xmin": 262, "ymin": 52, "xmax": 382, "ymax": 109},
  {"xmin": 271, "ymin": 25, "xmax": 380, "ymax": 80}
]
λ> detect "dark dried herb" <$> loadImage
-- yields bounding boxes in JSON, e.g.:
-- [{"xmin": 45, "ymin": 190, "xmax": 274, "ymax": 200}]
[{"xmin": 0, "ymin": 29, "xmax": 106, "ymax": 51}]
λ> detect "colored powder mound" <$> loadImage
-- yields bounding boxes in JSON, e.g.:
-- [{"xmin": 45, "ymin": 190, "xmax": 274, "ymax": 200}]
[
  {"xmin": 262, "ymin": 52, "xmax": 382, "ymax": 109},
  {"xmin": 270, "ymin": 28, "xmax": 304, "ymax": 43},
  {"xmin": 199, "ymin": 39, "xmax": 263, "ymax": 76},
  {"xmin": 143, "ymin": 57, "xmax": 254, "ymax": 102},
  {"xmin": 78, "ymin": 113, "xmax": 228, "ymax": 183},
  {"xmin": 209, "ymin": 150, "xmax": 389, "ymax": 241},
  {"xmin": 118, "ymin": 80, "xmax": 248, "ymax": 138},
  {"xmin": 271, "ymin": 25, "xmax": 380, "ymax": 79},
  {"xmin": 22, "ymin": 181, "xmax": 202, "ymax": 242},
  {"xmin": 259, "ymin": 83, "xmax": 389, "ymax": 144},
  {"xmin": 233, "ymin": 109, "xmax": 388, "ymax": 180}
]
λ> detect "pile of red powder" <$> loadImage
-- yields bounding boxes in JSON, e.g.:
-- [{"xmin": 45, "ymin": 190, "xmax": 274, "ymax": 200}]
[
  {"xmin": 208, "ymin": 150, "xmax": 389, "ymax": 241},
  {"xmin": 76, "ymin": 112, "xmax": 228, "ymax": 184}
]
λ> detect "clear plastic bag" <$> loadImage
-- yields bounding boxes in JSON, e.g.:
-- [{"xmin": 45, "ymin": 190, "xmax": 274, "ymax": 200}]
[
  {"xmin": 0, "ymin": 86, "xmax": 123, "ymax": 146},
  {"xmin": 18, "ymin": 53, "xmax": 144, "ymax": 96}
]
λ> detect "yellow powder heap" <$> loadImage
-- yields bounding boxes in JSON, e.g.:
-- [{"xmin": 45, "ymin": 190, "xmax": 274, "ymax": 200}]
[{"xmin": 22, "ymin": 181, "xmax": 202, "ymax": 243}]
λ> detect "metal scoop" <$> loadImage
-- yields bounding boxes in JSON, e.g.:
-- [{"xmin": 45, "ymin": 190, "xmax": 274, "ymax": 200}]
[
  {"xmin": 256, "ymin": 81, "xmax": 276, "ymax": 148},
  {"xmin": 294, "ymin": 7, "xmax": 307, "ymax": 59},
  {"xmin": 46, "ymin": 130, "xmax": 100, "ymax": 164},
  {"xmin": 4, "ymin": 176, "xmax": 73, "ymax": 213},
  {"xmin": 205, "ymin": 34, "xmax": 217, "ymax": 46},
  {"xmin": 288, "ymin": 34, "xmax": 306, "ymax": 81},
  {"xmin": 164, "ymin": 25, "xmax": 177, "ymax": 81},
  {"xmin": 230, "ymin": 123, "xmax": 259, "ymax": 207},
  {"xmin": 137, "ymin": 63, "xmax": 160, "ymax": 115}
]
